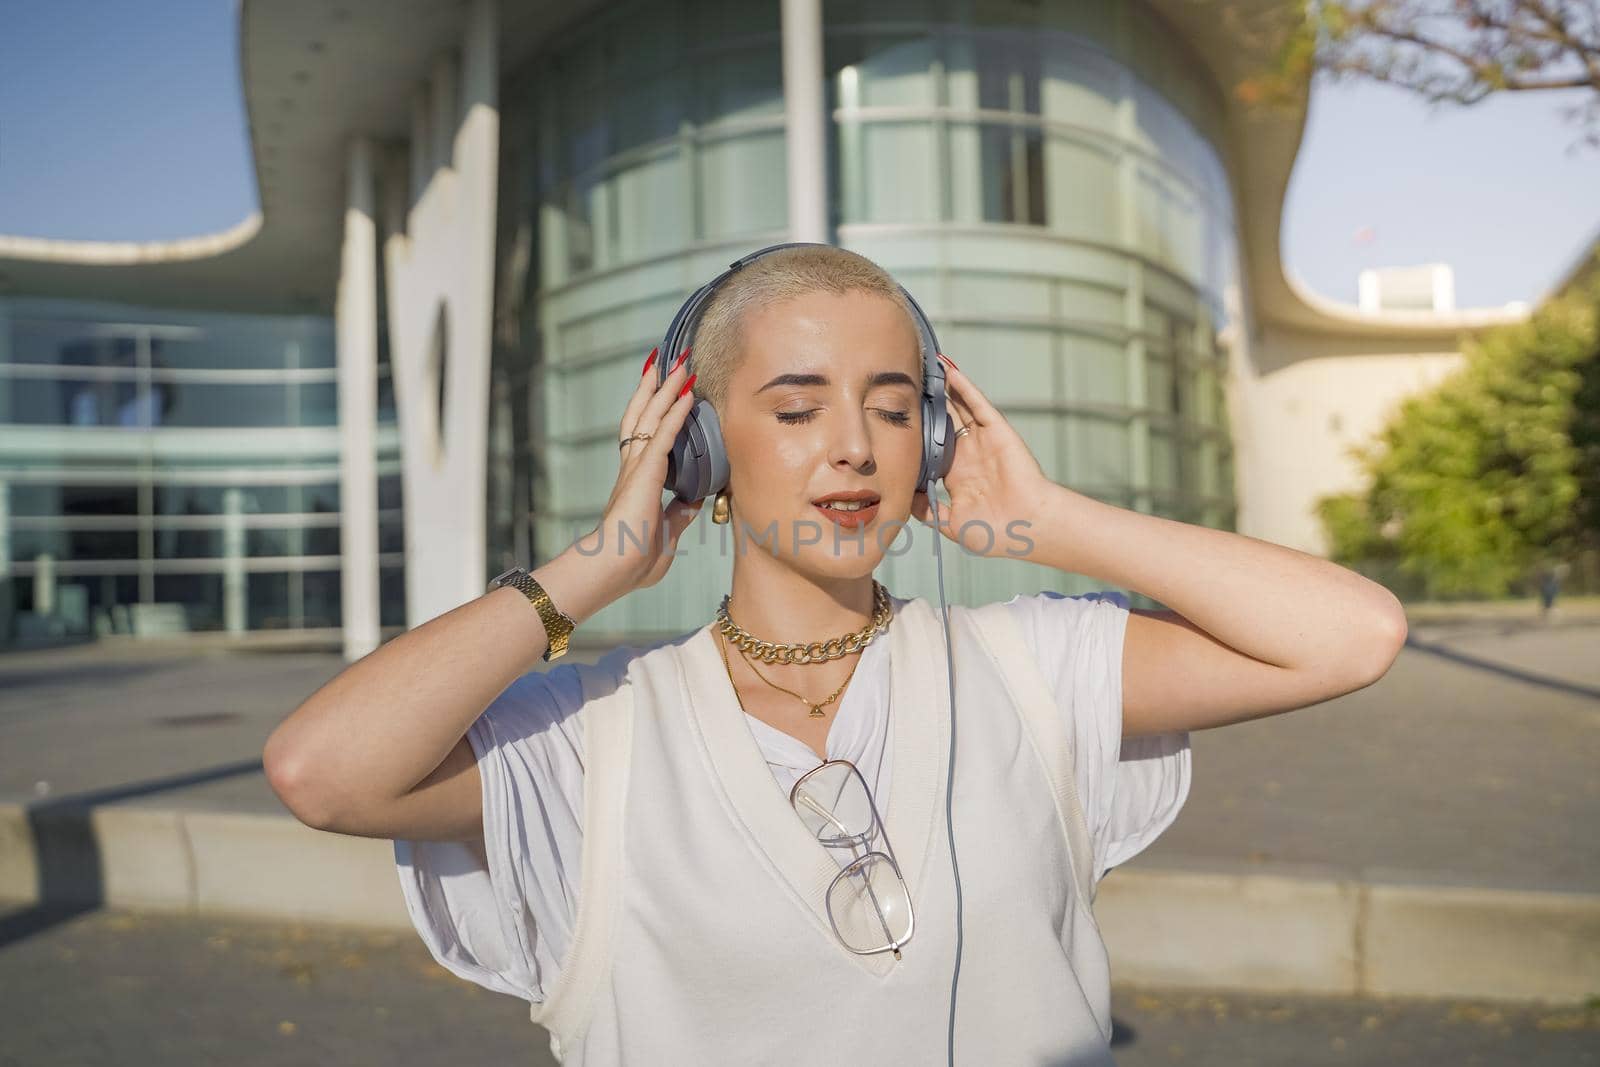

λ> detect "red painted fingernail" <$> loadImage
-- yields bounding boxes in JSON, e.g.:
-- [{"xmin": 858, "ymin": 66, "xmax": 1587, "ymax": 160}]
[
  {"xmin": 673, "ymin": 346, "xmax": 691, "ymax": 370},
  {"xmin": 939, "ymin": 352, "xmax": 958, "ymax": 370},
  {"xmin": 641, "ymin": 347, "xmax": 658, "ymax": 376},
  {"xmin": 679, "ymin": 374, "xmax": 697, "ymax": 398}
]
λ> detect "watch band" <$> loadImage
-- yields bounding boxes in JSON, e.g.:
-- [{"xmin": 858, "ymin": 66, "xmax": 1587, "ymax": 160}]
[{"xmin": 489, "ymin": 567, "xmax": 576, "ymax": 662}]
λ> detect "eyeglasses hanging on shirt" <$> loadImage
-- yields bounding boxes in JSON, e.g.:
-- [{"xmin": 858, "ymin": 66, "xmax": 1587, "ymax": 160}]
[{"xmin": 789, "ymin": 758, "xmax": 914, "ymax": 961}]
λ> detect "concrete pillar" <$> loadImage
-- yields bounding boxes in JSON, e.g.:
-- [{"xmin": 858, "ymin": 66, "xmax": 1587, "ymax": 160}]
[
  {"xmin": 222, "ymin": 487, "xmax": 246, "ymax": 634},
  {"xmin": 781, "ymin": 0, "xmax": 828, "ymax": 243},
  {"xmin": 337, "ymin": 136, "xmax": 382, "ymax": 660},
  {"xmin": 382, "ymin": 0, "xmax": 498, "ymax": 627},
  {"xmin": 34, "ymin": 553, "xmax": 55, "ymax": 615}
]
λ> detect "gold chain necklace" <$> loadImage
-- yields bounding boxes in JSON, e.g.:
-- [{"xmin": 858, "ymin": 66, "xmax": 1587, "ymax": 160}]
[
  {"xmin": 714, "ymin": 580, "xmax": 892, "ymax": 665},
  {"xmin": 716, "ymin": 629, "xmax": 864, "ymax": 719}
]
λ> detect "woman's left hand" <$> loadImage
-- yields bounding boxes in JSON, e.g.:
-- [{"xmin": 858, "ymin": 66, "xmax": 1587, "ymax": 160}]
[{"xmin": 910, "ymin": 353, "xmax": 1052, "ymax": 558}]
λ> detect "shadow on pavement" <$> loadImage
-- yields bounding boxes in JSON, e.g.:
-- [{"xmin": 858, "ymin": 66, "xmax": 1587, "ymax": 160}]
[
  {"xmin": 2, "ymin": 758, "xmax": 266, "ymax": 951},
  {"xmin": 1403, "ymin": 634, "xmax": 1600, "ymax": 701}
]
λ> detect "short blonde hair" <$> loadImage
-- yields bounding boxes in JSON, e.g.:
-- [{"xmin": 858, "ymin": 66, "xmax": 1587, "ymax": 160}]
[{"xmin": 689, "ymin": 245, "xmax": 922, "ymax": 416}]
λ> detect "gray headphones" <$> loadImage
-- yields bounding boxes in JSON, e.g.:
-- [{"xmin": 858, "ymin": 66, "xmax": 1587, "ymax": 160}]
[{"xmin": 656, "ymin": 242, "xmax": 957, "ymax": 501}]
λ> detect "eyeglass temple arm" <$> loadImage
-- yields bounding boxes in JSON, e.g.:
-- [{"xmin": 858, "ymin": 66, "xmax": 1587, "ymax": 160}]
[{"xmin": 795, "ymin": 791, "xmax": 853, "ymax": 838}]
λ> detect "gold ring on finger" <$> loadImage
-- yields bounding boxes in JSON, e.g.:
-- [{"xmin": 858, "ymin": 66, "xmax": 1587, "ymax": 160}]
[
  {"xmin": 618, "ymin": 432, "xmax": 653, "ymax": 450},
  {"xmin": 953, "ymin": 425, "xmax": 972, "ymax": 439}
]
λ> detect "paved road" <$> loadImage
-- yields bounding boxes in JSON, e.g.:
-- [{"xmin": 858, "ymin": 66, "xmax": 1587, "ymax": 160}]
[
  {"xmin": 5, "ymin": 616, "xmax": 1599, "ymax": 894},
  {"xmin": 1, "ymin": 906, "xmax": 1595, "ymax": 1066}
]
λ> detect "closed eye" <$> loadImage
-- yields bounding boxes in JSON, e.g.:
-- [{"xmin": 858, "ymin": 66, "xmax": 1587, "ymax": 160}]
[{"xmin": 776, "ymin": 409, "xmax": 912, "ymax": 426}]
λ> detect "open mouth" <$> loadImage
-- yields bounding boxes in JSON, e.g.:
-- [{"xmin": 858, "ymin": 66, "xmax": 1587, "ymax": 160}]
[{"xmin": 812, "ymin": 493, "xmax": 881, "ymax": 529}]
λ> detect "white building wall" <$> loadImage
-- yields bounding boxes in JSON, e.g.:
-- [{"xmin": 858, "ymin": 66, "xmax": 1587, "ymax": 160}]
[{"xmin": 1233, "ymin": 323, "xmax": 1468, "ymax": 555}]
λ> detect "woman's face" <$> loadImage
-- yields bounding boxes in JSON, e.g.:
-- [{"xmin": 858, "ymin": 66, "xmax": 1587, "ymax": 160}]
[{"xmin": 718, "ymin": 288, "xmax": 925, "ymax": 580}]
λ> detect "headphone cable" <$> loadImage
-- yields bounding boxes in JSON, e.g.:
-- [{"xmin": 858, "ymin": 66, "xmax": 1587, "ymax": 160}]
[{"xmin": 929, "ymin": 489, "xmax": 962, "ymax": 1067}]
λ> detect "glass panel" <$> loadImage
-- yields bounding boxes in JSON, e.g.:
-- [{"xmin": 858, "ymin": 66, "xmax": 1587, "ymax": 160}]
[
  {"xmin": 979, "ymin": 124, "xmax": 1044, "ymax": 225},
  {"xmin": 1045, "ymin": 135, "xmax": 1118, "ymax": 243},
  {"xmin": 154, "ymin": 573, "xmax": 224, "ymax": 631},
  {"xmin": 1149, "ymin": 428, "xmax": 1179, "ymax": 491},
  {"xmin": 302, "ymin": 569, "xmax": 341, "ymax": 629},
  {"xmin": 377, "ymin": 475, "xmax": 402, "ymax": 511},
  {"xmin": 940, "ymin": 325, "xmax": 1050, "ymax": 406},
  {"xmin": 1040, "ymin": 38, "xmax": 1122, "ymax": 134},
  {"xmin": 49, "ymin": 485, "xmax": 141, "ymax": 516},
  {"xmin": 7, "ymin": 321, "xmax": 139, "ymax": 367},
  {"xmin": 377, "ymin": 368, "xmax": 397, "ymax": 422},
  {"xmin": 858, "ymin": 35, "xmax": 937, "ymax": 107},
  {"xmin": 303, "ymin": 525, "xmax": 340, "ymax": 556},
  {"xmin": 154, "ymin": 484, "xmax": 339, "ymax": 515},
  {"xmin": 975, "ymin": 35, "xmax": 1041, "ymax": 114},
  {"xmin": 698, "ymin": 131, "xmax": 787, "ymax": 239},
  {"xmin": 378, "ymin": 521, "xmax": 405, "ymax": 554},
  {"xmin": 1146, "ymin": 354, "xmax": 1177, "ymax": 415},
  {"xmin": 4, "ymin": 377, "xmax": 141, "ymax": 426},
  {"xmin": 699, "ymin": 45, "xmax": 783, "ymax": 123},
  {"xmin": 614, "ymin": 73, "xmax": 688, "ymax": 155},
  {"xmin": 294, "ymin": 382, "xmax": 338, "ymax": 427},
  {"xmin": 379, "ymin": 565, "xmax": 406, "ymax": 627},
  {"xmin": 1056, "ymin": 280, "xmax": 1125, "ymax": 328},
  {"xmin": 1067, "ymin": 414, "xmax": 1130, "ymax": 486},
  {"xmin": 614, "ymin": 150, "xmax": 693, "ymax": 262},
  {"xmin": 840, "ymin": 122, "xmax": 939, "ymax": 223},
  {"xmin": 38, "ymin": 524, "xmax": 146, "ymax": 565},
  {"xmin": 153, "ymin": 527, "xmax": 225, "ymax": 559},
  {"xmin": 1063, "ymin": 337, "xmax": 1127, "ymax": 406},
  {"xmin": 159, "ymin": 382, "xmax": 290, "ymax": 428},
  {"xmin": 248, "ymin": 572, "xmax": 292, "ymax": 629}
]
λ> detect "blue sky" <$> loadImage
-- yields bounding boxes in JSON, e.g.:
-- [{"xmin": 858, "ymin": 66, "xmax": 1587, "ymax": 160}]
[{"xmin": 1, "ymin": 0, "xmax": 1595, "ymax": 309}]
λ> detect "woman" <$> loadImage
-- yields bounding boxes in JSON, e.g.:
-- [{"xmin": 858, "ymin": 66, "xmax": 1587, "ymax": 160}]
[{"xmin": 263, "ymin": 246, "xmax": 1407, "ymax": 1064}]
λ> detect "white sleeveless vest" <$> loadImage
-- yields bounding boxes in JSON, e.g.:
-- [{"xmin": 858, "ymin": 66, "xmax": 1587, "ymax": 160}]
[{"xmin": 531, "ymin": 595, "xmax": 1116, "ymax": 1065}]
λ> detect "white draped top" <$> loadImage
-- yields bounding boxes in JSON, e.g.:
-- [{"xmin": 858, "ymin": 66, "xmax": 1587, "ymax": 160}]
[{"xmin": 394, "ymin": 589, "xmax": 1192, "ymax": 1004}]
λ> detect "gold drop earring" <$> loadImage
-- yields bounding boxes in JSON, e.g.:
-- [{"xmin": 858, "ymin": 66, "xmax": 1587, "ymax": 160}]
[{"xmin": 711, "ymin": 488, "xmax": 731, "ymax": 525}]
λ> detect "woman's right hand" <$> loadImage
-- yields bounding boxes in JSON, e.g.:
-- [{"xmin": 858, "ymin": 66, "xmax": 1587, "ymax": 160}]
[{"xmin": 576, "ymin": 346, "xmax": 706, "ymax": 593}]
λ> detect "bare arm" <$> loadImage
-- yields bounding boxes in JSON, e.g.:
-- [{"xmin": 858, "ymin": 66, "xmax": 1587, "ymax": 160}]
[
  {"xmin": 263, "ymin": 347, "xmax": 705, "ymax": 841},
  {"xmin": 1027, "ymin": 487, "xmax": 1407, "ymax": 738},
  {"xmin": 262, "ymin": 547, "xmax": 628, "ymax": 841},
  {"xmin": 913, "ymin": 353, "xmax": 1407, "ymax": 741}
]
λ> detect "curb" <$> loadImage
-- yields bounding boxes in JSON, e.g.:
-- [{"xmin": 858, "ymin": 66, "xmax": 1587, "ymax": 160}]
[
  {"xmin": 1093, "ymin": 867, "xmax": 1600, "ymax": 1005},
  {"xmin": 3, "ymin": 802, "xmax": 1596, "ymax": 1005}
]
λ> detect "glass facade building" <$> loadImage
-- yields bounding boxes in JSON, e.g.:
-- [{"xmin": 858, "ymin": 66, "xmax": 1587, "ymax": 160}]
[
  {"xmin": 494, "ymin": 0, "xmax": 1241, "ymax": 634},
  {"xmin": 4, "ymin": 0, "xmax": 1246, "ymax": 646},
  {"xmin": 0, "ymin": 298, "xmax": 406, "ymax": 645}
]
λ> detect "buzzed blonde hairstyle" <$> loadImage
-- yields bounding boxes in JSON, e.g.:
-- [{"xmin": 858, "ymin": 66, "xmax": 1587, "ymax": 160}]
[{"xmin": 688, "ymin": 245, "xmax": 923, "ymax": 416}]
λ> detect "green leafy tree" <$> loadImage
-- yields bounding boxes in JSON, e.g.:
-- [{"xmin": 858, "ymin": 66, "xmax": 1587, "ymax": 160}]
[{"xmin": 1317, "ymin": 252, "xmax": 1600, "ymax": 597}]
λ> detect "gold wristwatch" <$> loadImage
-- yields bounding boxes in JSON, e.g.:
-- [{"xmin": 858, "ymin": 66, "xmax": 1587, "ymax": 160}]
[{"xmin": 489, "ymin": 566, "xmax": 576, "ymax": 662}]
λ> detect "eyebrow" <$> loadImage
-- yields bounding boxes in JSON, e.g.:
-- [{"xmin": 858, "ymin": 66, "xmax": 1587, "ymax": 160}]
[{"xmin": 754, "ymin": 370, "xmax": 920, "ymax": 394}]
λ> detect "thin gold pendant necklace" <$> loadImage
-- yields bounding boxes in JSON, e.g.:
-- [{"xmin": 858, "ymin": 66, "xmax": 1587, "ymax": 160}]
[{"xmin": 716, "ymin": 629, "xmax": 863, "ymax": 719}]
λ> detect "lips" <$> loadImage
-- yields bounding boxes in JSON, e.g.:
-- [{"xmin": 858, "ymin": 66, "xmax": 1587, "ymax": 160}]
[
  {"xmin": 819, "ymin": 502, "xmax": 883, "ymax": 534},
  {"xmin": 812, "ymin": 491, "xmax": 879, "ymax": 510}
]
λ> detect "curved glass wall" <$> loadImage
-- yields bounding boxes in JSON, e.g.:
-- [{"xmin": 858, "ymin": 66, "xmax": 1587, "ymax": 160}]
[
  {"xmin": 0, "ymin": 298, "xmax": 405, "ymax": 645},
  {"xmin": 498, "ymin": 0, "xmax": 1241, "ymax": 637}
]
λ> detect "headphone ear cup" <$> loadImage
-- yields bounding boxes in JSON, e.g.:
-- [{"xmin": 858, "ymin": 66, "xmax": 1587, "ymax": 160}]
[
  {"xmin": 666, "ymin": 398, "xmax": 729, "ymax": 502},
  {"xmin": 923, "ymin": 400, "xmax": 955, "ymax": 488}
]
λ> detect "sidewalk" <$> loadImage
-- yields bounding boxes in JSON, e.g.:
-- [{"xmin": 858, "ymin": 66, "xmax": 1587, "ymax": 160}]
[{"xmin": 2, "ymin": 615, "xmax": 1597, "ymax": 1005}]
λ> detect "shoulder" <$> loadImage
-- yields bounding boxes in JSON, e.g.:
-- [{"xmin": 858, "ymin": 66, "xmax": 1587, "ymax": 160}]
[
  {"xmin": 471, "ymin": 629, "xmax": 700, "ymax": 762},
  {"xmin": 542, "ymin": 629, "xmax": 698, "ymax": 698},
  {"xmin": 998, "ymin": 588, "xmax": 1129, "ymax": 645}
]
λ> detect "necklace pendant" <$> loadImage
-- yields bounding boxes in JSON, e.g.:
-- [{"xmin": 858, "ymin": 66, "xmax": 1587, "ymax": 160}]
[{"xmin": 808, "ymin": 705, "xmax": 826, "ymax": 719}]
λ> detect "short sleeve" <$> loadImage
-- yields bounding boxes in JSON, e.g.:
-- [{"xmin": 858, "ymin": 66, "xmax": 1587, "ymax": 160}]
[
  {"xmin": 1005, "ymin": 590, "xmax": 1191, "ymax": 887},
  {"xmin": 392, "ymin": 646, "xmax": 634, "ymax": 1004}
]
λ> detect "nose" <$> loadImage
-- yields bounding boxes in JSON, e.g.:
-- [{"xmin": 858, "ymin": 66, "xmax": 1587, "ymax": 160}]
[{"xmin": 829, "ymin": 408, "xmax": 877, "ymax": 475}]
